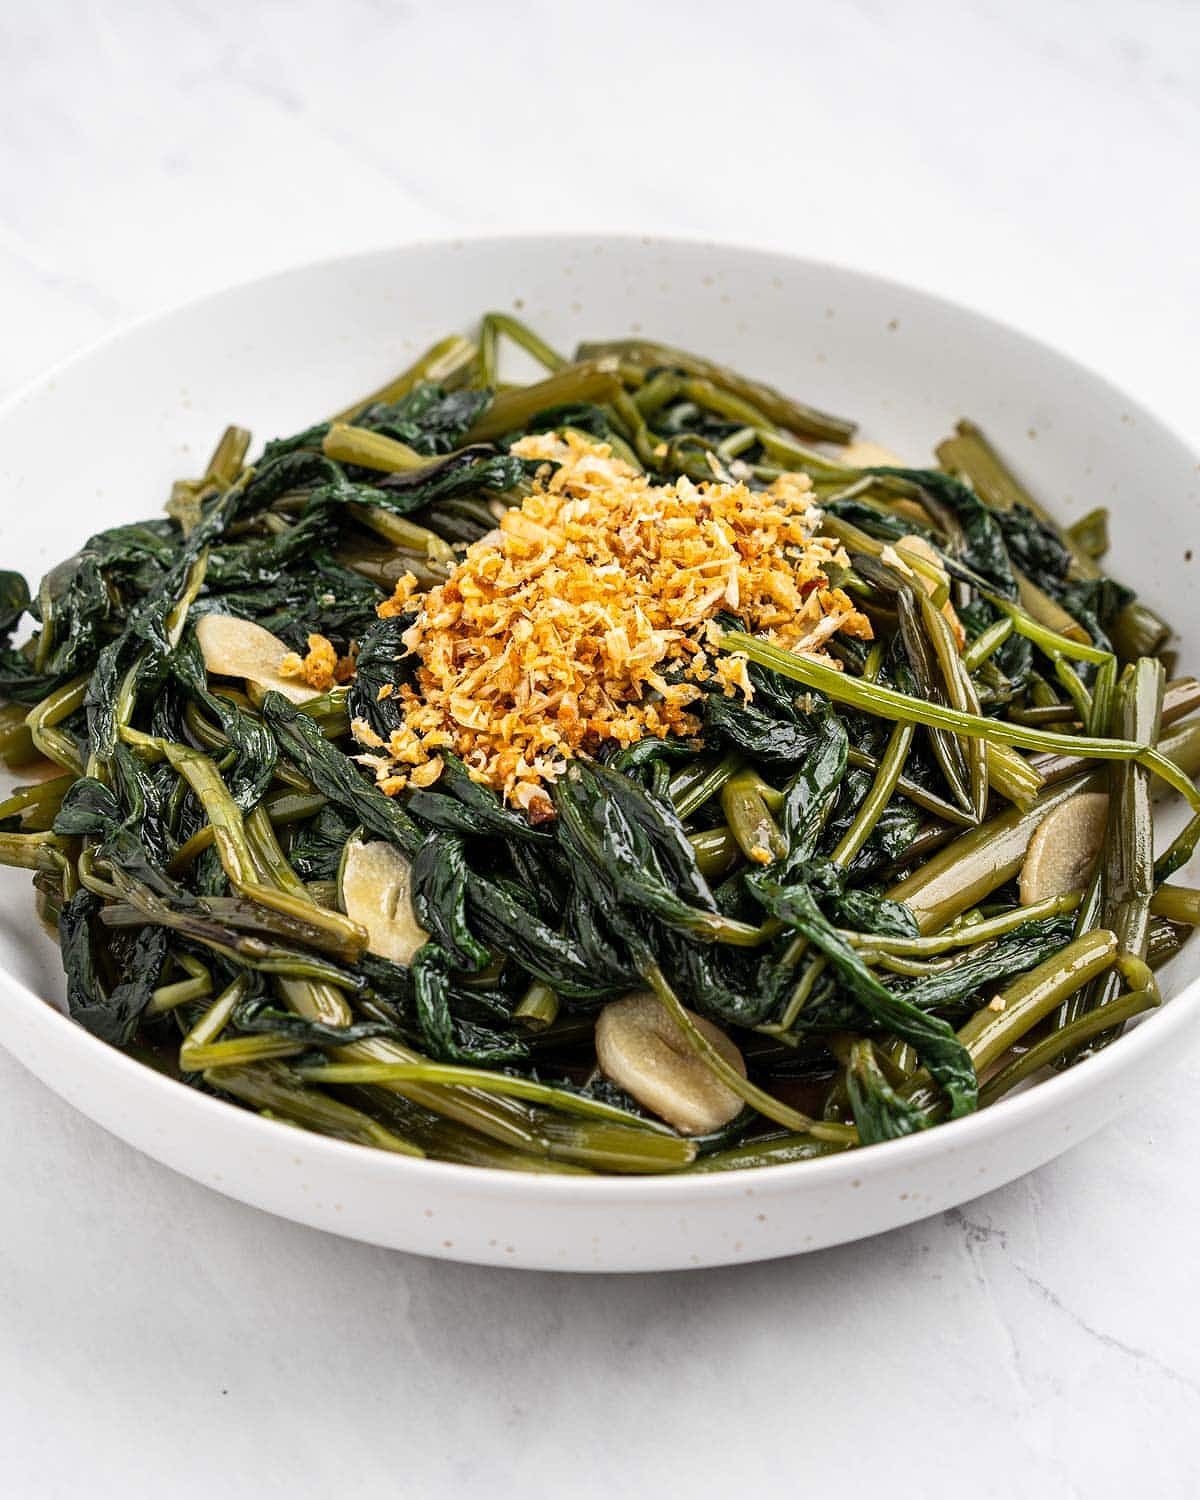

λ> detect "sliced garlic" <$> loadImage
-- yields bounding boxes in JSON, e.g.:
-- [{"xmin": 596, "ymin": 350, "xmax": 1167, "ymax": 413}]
[
  {"xmin": 595, "ymin": 991, "xmax": 746, "ymax": 1135},
  {"xmin": 194, "ymin": 613, "xmax": 318, "ymax": 704},
  {"xmin": 838, "ymin": 439, "xmax": 908, "ymax": 468},
  {"xmin": 1018, "ymin": 791, "xmax": 1109, "ymax": 905},
  {"xmin": 338, "ymin": 835, "xmax": 428, "ymax": 965},
  {"xmin": 894, "ymin": 533, "xmax": 943, "ymax": 577},
  {"xmin": 894, "ymin": 534, "xmax": 965, "ymax": 649},
  {"xmin": 889, "ymin": 497, "xmax": 933, "ymax": 527}
]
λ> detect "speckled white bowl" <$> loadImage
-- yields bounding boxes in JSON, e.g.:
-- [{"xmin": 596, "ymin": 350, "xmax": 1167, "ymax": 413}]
[{"xmin": 1, "ymin": 235, "xmax": 1198, "ymax": 1271}]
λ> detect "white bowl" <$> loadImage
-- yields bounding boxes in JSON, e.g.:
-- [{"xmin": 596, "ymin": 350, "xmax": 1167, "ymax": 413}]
[{"xmin": 1, "ymin": 234, "xmax": 1197, "ymax": 1272}]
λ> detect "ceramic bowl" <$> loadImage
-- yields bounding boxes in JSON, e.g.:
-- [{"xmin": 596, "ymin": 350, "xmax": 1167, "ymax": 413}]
[{"xmin": 1, "ymin": 234, "xmax": 1197, "ymax": 1271}]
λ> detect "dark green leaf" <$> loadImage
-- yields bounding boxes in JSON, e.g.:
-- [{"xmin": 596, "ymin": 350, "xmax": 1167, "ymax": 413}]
[
  {"xmin": 262, "ymin": 691, "xmax": 423, "ymax": 857},
  {"xmin": 748, "ymin": 871, "xmax": 977, "ymax": 1118},
  {"xmin": 373, "ymin": 449, "xmax": 539, "ymax": 515},
  {"xmin": 775, "ymin": 711, "xmax": 848, "ymax": 875},
  {"xmin": 407, "ymin": 753, "xmax": 552, "ymax": 845},
  {"xmin": 867, "ymin": 467, "xmax": 1018, "ymax": 600},
  {"xmin": 359, "ymin": 384, "xmax": 489, "ymax": 455},
  {"xmin": 846, "ymin": 1039, "xmax": 931, "ymax": 1144},
  {"xmin": 0, "ymin": 570, "xmax": 30, "ymax": 641},
  {"xmin": 899, "ymin": 915, "xmax": 1076, "ymax": 1014},
  {"xmin": 348, "ymin": 615, "xmax": 411, "ymax": 741},
  {"xmin": 411, "ymin": 833, "xmax": 490, "ymax": 973},
  {"xmin": 60, "ymin": 890, "xmax": 170, "ymax": 1046},
  {"xmin": 230, "ymin": 996, "xmax": 396, "ymax": 1046}
]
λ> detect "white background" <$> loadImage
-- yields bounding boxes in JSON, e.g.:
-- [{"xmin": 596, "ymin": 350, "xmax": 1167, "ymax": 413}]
[{"xmin": 2, "ymin": 2, "xmax": 1200, "ymax": 1495}]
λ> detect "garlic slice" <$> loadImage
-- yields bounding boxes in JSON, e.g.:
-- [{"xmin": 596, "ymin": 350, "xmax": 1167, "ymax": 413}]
[
  {"xmin": 595, "ymin": 991, "xmax": 746, "ymax": 1135},
  {"xmin": 894, "ymin": 533, "xmax": 943, "ymax": 577},
  {"xmin": 838, "ymin": 439, "xmax": 908, "ymax": 468},
  {"xmin": 194, "ymin": 613, "xmax": 319, "ymax": 704},
  {"xmin": 1018, "ymin": 791, "xmax": 1109, "ymax": 905},
  {"xmin": 338, "ymin": 836, "xmax": 428, "ymax": 965},
  {"xmin": 894, "ymin": 533, "xmax": 966, "ymax": 648}
]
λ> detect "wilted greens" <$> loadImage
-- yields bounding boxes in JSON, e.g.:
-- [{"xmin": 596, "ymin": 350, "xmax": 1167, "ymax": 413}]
[{"xmin": 0, "ymin": 314, "xmax": 1194, "ymax": 1172}]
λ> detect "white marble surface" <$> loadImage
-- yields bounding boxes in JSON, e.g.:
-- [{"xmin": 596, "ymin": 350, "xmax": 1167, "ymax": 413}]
[{"xmin": 2, "ymin": 1, "xmax": 1200, "ymax": 1494}]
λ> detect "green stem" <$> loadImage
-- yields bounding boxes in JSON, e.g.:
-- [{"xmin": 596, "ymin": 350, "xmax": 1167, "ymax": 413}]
[
  {"xmin": 513, "ymin": 978, "xmax": 560, "ymax": 1029},
  {"xmin": 186, "ymin": 1035, "xmax": 306, "ymax": 1069},
  {"xmin": 819, "ymin": 513, "xmax": 950, "ymax": 599},
  {"xmin": 0, "ymin": 829, "xmax": 71, "ymax": 872},
  {"xmin": 962, "ymin": 615, "xmax": 1015, "ymax": 671},
  {"xmin": 720, "ymin": 631, "xmax": 1200, "ymax": 812},
  {"xmin": 296, "ymin": 1061, "xmax": 676, "ymax": 1134},
  {"xmin": 669, "ymin": 752, "xmax": 745, "ymax": 819},
  {"xmin": 1063, "ymin": 657, "xmax": 1163, "ymax": 1042},
  {"xmin": 464, "ymin": 360, "xmax": 624, "ymax": 443},
  {"xmin": 902, "ymin": 929, "xmax": 1118, "ymax": 1116},
  {"xmin": 889, "ymin": 774, "xmax": 1093, "ymax": 932},
  {"xmin": 322, "ymin": 423, "xmax": 428, "ymax": 473},
  {"xmin": 146, "ymin": 953, "xmax": 213, "ymax": 1016},
  {"xmin": 844, "ymin": 746, "xmax": 977, "ymax": 825},
  {"xmin": 917, "ymin": 586, "xmax": 988, "ymax": 819},
  {"xmin": 936, "ymin": 418, "xmax": 1100, "ymax": 578},
  {"xmin": 26, "ymin": 676, "xmax": 88, "ymax": 773},
  {"xmin": 1149, "ymin": 884, "xmax": 1200, "ymax": 925},
  {"xmin": 575, "ymin": 338, "xmax": 856, "ymax": 443},
  {"xmin": 477, "ymin": 313, "xmax": 565, "ymax": 385},
  {"xmin": 847, "ymin": 891, "xmax": 1081, "ymax": 956},
  {"xmin": 0, "ymin": 773, "xmax": 74, "ymax": 826},
  {"xmin": 688, "ymin": 825, "xmax": 741, "ymax": 879},
  {"xmin": 979, "ymin": 987, "xmax": 1158, "ymax": 1104},
  {"xmin": 204, "ymin": 424, "xmax": 251, "ymax": 488},
  {"xmin": 1013, "ymin": 569, "xmax": 1092, "ymax": 647},
  {"xmin": 1111, "ymin": 601, "xmax": 1172, "ymax": 662},
  {"xmin": 689, "ymin": 1133, "xmax": 849, "ymax": 1171},
  {"xmin": 162, "ymin": 742, "xmax": 259, "ymax": 885},
  {"xmin": 332, "ymin": 334, "xmax": 477, "ymax": 423},
  {"xmin": 204, "ymin": 1061, "xmax": 424, "ymax": 1155},
  {"xmin": 832, "ymin": 720, "xmax": 913, "ymax": 866},
  {"xmin": 0, "ymin": 703, "xmax": 38, "ymax": 768},
  {"xmin": 644, "ymin": 962, "xmax": 857, "ymax": 1144},
  {"xmin": 759, "ymin": 954, "xmax": 827, "ymax": 1036},
  {"xmin": 1068, "ymin": 507, "xmax": 1110, "ymax": 560},
  {"xmin": 721, "ymin": 769, "xmax": 786, "ymax": 863}
]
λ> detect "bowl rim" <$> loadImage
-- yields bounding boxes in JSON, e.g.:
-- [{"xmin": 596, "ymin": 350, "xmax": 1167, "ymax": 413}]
[{"xmin": 2, "ymin": 229, "xmax": 1198, "ymax": 1203}]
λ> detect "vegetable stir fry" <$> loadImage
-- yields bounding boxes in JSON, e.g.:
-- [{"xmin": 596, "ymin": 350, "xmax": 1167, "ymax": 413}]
[{"xmin": 1, "ymin": 314, "xmax": 1196, "ymax": 1174}]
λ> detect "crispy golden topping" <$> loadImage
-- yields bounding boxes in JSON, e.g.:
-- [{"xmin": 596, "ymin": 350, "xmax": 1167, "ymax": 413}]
[
  {"xmin": 407, "ymin": 755, "xmax": 444, "ymax": 789},
  {"xmin": 280, "ymin": 633, "xmax": 356, "ymax": 692},
  {"xmin": 378, "ymin": 572, "xmax": 421, "ymax": 619},
  {"xmin": 358, "ymin": 432, "xmax": 871, "ymax": 810}
]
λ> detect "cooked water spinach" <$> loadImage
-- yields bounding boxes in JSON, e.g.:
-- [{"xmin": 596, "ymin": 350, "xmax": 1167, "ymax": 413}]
[{"xmin": 1, "ymin": 313, "xmax": 1195, "ymax": 1172}]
